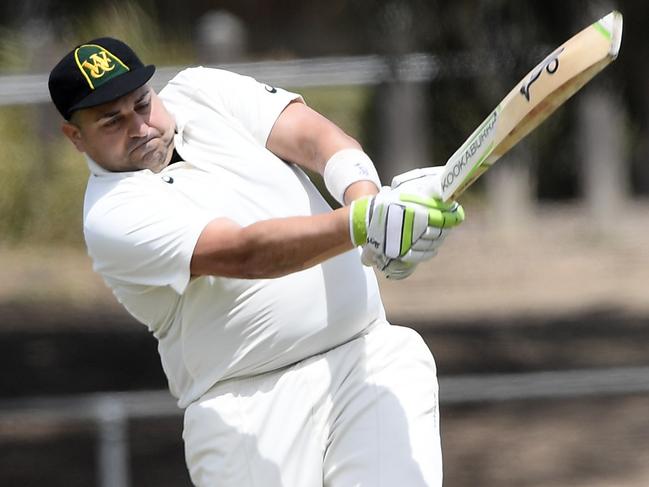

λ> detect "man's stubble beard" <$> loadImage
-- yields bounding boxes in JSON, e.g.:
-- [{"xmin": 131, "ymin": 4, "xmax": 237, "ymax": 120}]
[{"xmin": 133, "ymin": 132, "xmax": 175, "ymax": 173}]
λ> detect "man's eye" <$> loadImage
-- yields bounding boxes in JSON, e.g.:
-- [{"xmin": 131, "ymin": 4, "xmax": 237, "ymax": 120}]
[
  {"xmin": 136, "ymin": 101, "xmax": 151, "ymax": 112},
  {"xmin": 103, "ymin": 118, "xmax": 121, "ymax": 128}
]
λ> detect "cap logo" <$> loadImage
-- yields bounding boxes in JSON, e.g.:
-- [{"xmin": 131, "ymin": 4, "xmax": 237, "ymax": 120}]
[{"xmin": 74, "ymin": 44, "xmax": 130, "ymax": 90}]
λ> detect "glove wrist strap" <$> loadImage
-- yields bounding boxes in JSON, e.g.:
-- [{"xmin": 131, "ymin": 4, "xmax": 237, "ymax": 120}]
[{"xmin": 350, "ymin": 197, "xmax": 370, "ymax": 246}]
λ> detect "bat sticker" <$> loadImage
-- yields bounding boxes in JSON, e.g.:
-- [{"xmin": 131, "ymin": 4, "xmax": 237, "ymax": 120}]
[{"xmin": 519, "ymin": 46, "xmax": 564, "ymax": 101}]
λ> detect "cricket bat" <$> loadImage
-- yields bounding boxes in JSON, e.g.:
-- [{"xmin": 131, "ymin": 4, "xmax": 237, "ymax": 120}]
[{"xmin": 440, "ymin": 10, "xmax": 623, "ymax": 202}]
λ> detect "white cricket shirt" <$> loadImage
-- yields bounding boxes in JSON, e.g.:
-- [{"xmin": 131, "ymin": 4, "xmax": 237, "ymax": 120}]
[{"xmin": 83, "ymin": 67, "xmax": 385, "ymax": 407}]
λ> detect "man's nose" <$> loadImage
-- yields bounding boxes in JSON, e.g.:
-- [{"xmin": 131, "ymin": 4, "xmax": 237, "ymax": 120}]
[{"xmin": 128, "ymin": 113, "xmax": 148, "ymax": 137}]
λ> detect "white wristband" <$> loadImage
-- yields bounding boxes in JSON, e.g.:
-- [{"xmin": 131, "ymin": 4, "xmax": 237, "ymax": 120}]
[{"xmin": 323, "ymin": 149, "xmax": 381, "ymax": 204}]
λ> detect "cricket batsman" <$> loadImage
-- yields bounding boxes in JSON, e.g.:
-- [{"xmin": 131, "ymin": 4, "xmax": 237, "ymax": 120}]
[{"xmin": 48, "ymin": 37, "xmax": 464, "ymax": 486}]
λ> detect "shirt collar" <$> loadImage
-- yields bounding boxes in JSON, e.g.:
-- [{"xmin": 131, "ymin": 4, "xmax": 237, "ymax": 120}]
[
  {"xmin": 85, "ymin": 156, "xmax": 113, "ymax": 176},
  {"xmin": 85, "ymin": 156, "xmax": 144, "ymax": 178}
]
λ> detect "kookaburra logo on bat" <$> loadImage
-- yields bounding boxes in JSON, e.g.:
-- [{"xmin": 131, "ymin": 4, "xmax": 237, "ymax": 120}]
[{"xmin": 520, "ymin": 46, "xmax": 565, "ymax": 101}]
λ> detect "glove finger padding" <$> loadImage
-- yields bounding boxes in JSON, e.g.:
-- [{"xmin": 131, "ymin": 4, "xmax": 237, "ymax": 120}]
[
  {"xmin": 382, "ymin": 260, "xmax": 417, "ymax": 280},
  {"xmin": 417, "ymin": 226, "xmax": 446, "ymax": 242},
  {"xmin": 361, "ymin": 246, "xmax": 418, "ymax": 280},
  {"xmin": 360, "ymin": 245, "xmax": 380, "ymax": 267},
  {"xmin": 410, "ymin": 235, "xmax": 445, "ymax": 252},
  {"xmin": 398, "ymin": 194, "xmax": 465, "ymax": 229},
  {"xmin": 400, "ymin": 228, "xmax": 446, "ymax": 262},
  {"xmin": 400, "ymin": 247, "xmax": 438, "ymax": 264}
]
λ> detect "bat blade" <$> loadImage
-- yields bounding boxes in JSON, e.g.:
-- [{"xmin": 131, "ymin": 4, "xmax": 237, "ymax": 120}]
[{"xmin": 440, "ymin": 10, "xmax": 623, "ymax": 202}]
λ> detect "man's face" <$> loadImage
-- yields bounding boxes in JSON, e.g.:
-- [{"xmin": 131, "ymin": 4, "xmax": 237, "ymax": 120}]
[{"xmin": 62, "ymin": 85, "xmax": 176, "ymax": 173}]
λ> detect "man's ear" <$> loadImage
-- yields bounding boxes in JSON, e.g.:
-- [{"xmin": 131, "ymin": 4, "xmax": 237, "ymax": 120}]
[{"xmin": 61, "ymin": 122, "xmax": 86, "ymax": 153}]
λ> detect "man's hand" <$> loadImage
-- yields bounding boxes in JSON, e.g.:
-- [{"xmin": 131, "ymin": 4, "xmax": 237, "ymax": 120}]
[
  {"xmin": 357, "ymin": 166, "xmax": 465, "ymax": 280},
  {"xmin": 349, "ymin": 186, "xmax": 464, "ymax": 263}
]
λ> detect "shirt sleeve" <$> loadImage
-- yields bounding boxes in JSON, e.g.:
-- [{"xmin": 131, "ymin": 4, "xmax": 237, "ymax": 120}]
[
  {"xmin": 161, "ymin": 67, "xmax": 304, "ymax": 146},
  {"xmin": 84, "ymin": 179, "xmax": 211, "ymax": 295}
]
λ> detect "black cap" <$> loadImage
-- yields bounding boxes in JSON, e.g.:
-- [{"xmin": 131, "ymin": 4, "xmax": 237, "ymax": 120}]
[{"xmin": 48, "ymin": 37, "xmax": 155, "ymax": 120}]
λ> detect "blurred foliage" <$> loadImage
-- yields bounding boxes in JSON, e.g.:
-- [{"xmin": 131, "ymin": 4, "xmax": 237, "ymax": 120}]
[
  {"xmin": 0, "ymin": 106, "xmax": 39, "ymax": 240},
  {"xmin": 0, "ymin": 28, "xmax": 30, "ymax": 71},
  {"xmin": 0, "ymin": 106, "xmax": 88, "ymax": 246},
  {"xmin": 298, "ymin": 86, "xmax": 372, "ymax": 141},
  {"xmin": 59, "ymin": 2, "xmax": 194, "ymax": 67},
  {"xmin": 63, "ymin": 2, "xmax": 194, "ymax": 67},
  {"xmin": 0, "ymin": 2, "xmax": 194, "ymax": 74}
]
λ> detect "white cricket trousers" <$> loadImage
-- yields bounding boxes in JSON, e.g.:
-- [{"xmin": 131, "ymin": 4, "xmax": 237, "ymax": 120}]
[{"xmin": 183, "ymin": 323, "xmax": 442, "ymax": 487}]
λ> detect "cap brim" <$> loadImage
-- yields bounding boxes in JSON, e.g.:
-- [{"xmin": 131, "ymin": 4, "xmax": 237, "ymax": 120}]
[{"xmin": 68, "ymin": 65, "xmax": 156, "ymax": 116}]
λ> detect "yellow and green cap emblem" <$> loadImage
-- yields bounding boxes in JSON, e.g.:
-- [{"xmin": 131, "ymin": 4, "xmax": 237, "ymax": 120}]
[{"xmin": 74, "ymin": 44, "xmax": 130, "ymax": 90}]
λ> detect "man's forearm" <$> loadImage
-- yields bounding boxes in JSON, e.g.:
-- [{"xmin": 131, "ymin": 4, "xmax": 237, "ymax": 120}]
[
  {"xmin": 239, "ymin": 181, "xmax": 379, "ymax": 277},
  {"xmin": 191, "ymin": 207, "xmax": 353, "ymax": 279}
]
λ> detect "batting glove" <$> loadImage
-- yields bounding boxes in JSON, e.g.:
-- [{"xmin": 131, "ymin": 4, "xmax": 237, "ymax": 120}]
[{"xmin": 349, "ymin": 186, "xmax": 464, "ymax": 264}]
